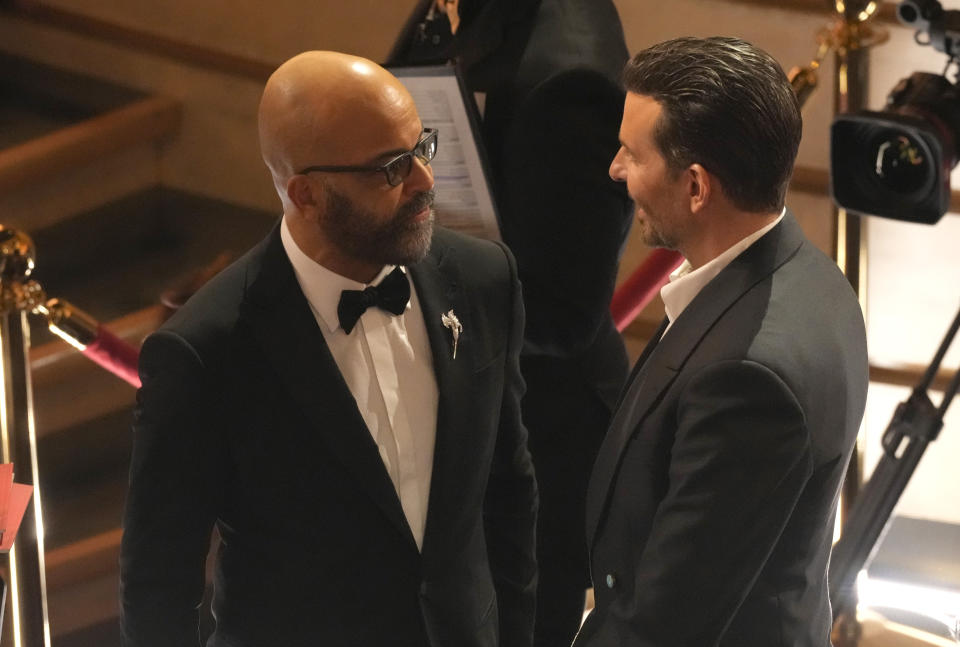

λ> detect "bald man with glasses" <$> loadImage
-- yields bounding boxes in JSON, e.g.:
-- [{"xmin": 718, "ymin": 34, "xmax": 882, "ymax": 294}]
[{"xmin": 120, "ymin": 51, "xmax": 537, "ymax": 647}]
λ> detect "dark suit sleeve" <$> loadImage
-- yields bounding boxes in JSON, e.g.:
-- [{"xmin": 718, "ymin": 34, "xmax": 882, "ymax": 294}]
[
  {"xmin": 611, "ymin": 360, "xmax": 813, "ymax": 645},
  {"xmin": 483, "ymin": 242, "xmax": 538, "ymax": 647},
  {"xmin": 497, "ymin": 69, "xmax": 631, "ymax": 356},
  {"xmin": 120, "ymin": 331, "xmax": 226, "ymax": 647}
]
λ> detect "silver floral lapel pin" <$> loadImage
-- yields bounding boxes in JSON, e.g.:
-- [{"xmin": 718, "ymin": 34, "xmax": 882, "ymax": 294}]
[{"xmin": 440, "ymin": 309, "xmax": 463, "ymax": 359}]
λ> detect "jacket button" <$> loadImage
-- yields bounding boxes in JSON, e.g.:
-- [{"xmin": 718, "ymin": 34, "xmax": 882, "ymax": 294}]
[{"xmin": 605, "ymin": 573, "xmax": 617, "ymax": 589}]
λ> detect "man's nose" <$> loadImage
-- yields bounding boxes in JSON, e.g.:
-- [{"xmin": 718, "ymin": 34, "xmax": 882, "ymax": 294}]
[
  {"xmin": 609, "ymin": 148, "xmax": 627, "ymax": 182},
  {"xmin": 404, "ymin": 157, "xmax": 434, "ymax": 194}
]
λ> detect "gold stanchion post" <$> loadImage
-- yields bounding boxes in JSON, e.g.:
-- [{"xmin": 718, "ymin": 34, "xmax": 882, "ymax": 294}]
[
  {"xmin": 789, "ymin": 4, "xmax": 890, "ymax": 644},
  {"xmin": 830, "ymin": 6, "xmax": 886, "ymax": 646},
  {"xmin": 0, "ymin": 226, "xmax": 52, "ymax": 647}
]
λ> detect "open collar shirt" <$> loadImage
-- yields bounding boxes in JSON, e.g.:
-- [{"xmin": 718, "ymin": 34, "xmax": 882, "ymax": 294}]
[{"xmin": 661, "ymin": 209, "xmax": 786, "ymax": 336}]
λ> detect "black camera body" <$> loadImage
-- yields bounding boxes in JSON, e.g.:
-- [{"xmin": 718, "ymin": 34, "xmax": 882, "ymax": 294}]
[
  {"xmin": 829, "ymin": 0, "xmax": 960, "ymax": 224},
  {"xmin": 897, "ymin": 0, "xmax": 960, "ymax": 57}
]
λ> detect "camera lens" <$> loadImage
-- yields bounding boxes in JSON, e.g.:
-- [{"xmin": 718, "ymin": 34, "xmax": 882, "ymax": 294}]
[
  {"xmin": 870, "ymin": 130, "xmax": 930, "ymax": 195},
  {"xmin": 897, "ymin": 5, "xmax": 918, "ymax": 24}
]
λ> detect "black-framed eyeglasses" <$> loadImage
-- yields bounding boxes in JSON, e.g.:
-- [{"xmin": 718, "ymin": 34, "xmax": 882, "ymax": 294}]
[{"xmin": 297, "ymin": 128, "xmax": 438, "ymax": 187}]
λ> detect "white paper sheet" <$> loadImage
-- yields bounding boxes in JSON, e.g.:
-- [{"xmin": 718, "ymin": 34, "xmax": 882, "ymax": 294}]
[{"xmin": 393, "ymin": 66, "xmax": 501, "ymax": 241}]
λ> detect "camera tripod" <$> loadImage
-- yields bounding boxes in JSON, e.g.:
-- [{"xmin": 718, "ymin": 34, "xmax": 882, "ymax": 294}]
[{"xmin": 830, "ymin": 304, "xmax": 960, "ymax": 625}]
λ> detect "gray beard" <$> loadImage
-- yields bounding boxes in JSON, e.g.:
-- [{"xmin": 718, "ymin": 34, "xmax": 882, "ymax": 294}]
[{"xmin": 322, "ymin": 187, "xmax": 436, "ymax": 267}]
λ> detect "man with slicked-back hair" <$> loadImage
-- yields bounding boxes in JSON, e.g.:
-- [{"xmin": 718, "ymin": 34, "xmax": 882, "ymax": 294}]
[{"xmin": 577, "ymin": 37, "xmax": 868, "ymax": 647}]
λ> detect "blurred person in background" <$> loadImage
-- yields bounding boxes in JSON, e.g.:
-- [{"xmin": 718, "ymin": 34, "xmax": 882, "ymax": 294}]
[{"xmin": 391, "ymin": 1, "xmax": 634, "ymax": 644}]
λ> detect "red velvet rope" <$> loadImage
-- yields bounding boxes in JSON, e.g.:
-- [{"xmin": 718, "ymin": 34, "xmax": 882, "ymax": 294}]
[
  {"xmin": 610, "ymin": 249, "xmax": 684, "ymax": 332},
  {"xmin": 81, "ymin": 326, "xmax": 141, "ymax": 388}
]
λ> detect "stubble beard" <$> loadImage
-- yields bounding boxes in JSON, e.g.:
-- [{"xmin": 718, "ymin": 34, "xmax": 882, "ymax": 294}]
[{"xmin": 635, "ymin": 206, "xmax": 678, "ymax": 251}]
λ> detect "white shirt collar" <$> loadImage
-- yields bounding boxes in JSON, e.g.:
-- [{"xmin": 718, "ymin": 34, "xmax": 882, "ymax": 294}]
[
  {"xmin": 661, "ymin": 208, "xmax": 786, "ymax": 326},
  {"xmin": 279, "ymin": 216, "xmax": 403, "ymax": 333}
]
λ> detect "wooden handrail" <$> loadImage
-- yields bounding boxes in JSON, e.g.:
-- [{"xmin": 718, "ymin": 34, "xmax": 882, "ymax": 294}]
[
  {"xmin": 5, "ymin": 2, "xmax": 275, "ymax": 81},
  {"xmin": 622, "ymin": 316, "xmax": 665, "ymax": 345},
  {"xmin": 870, "ymin": 363, "xmax": 956, "ymax": 393},
  {"xmin": 2, "ymin": 1, "xmax": 904, "ymax": 85},
  {"xmin": 790, "ymin": 166, "xmax": 832, "ymax": 197},
  {"xmin": 0, "ymin": 96, "xmax": 181, "ymax": 193},
  {"xmin": 44, "ymin": 528, "xmax": 122, "ymax": 590}
]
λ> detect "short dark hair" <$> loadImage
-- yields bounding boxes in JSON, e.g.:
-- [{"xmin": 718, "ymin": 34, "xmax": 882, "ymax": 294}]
[{"xmin": 622, "ymin": 36, "xmax": 802, "ymax": 213}]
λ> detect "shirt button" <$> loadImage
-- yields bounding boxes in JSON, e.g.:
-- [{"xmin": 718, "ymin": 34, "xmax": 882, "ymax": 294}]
[{"xmin": 605, "ymin": 573, "xmax": 617, "ymax": 589}]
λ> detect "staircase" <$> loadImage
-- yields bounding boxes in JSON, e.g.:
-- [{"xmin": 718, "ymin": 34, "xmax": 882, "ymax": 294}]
[{"xmin": 1, "ymin": 49, "xmax": 274, "ymax": 644}]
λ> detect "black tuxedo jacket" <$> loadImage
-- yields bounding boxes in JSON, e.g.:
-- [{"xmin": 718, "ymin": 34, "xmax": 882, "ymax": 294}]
[
  {"xmin": 120, "ymin": 225, "xmax": 538, "ymax": 647},
  {"xmin": 576, "ymin": 213, "xmax": 869, "ymax": 647}
]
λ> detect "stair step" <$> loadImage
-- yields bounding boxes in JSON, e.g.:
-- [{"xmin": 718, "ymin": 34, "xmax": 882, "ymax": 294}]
[
  {"xmin": 0, "ymin": 95, "xmax": 180, "ymax": 195},
  {"xmin": 1, "ymin": 187, "xmax": 276, "ymax": 639},
  {"xmin": 0, "ymin": 51, "xmax": 181, "ymax": 231}
]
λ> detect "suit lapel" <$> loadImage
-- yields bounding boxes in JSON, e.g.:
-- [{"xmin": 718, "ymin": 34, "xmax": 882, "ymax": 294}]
[
  {"xmin": 616, "ymin": 317, "xmax": 669, "ymax": 410},
  {"xmin": 586, "ymin": 213, "xmax": 807, "ymax": 546},
  {"xmin": 240, "ymin": 225, "xmax": 416, "ymax": 549},
  {"xmin": 408, "ymin": 236, "xmax": 476, "ymax": 553},
  {"xmin": 410, "ymin": 239, "xmax": 466, "ymax": 411}
]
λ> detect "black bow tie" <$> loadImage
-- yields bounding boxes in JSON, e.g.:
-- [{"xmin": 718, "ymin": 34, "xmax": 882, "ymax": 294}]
[{"xmin": 337, "ymin": 267, "xmax": 410, "ymax": 334}]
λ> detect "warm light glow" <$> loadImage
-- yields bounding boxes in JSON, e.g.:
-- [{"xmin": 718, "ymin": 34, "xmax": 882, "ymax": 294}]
[
  {"xmin": 350, "ymin": 61, "xmax": 374, "ymax": 77},
  {"xmin": 858, "ymin": 572, "xmax": 960, "ymax": 642},
  {"xmin": 23, "ymin": 318, "xmax": 53, "ymax": 647},
  {"xmin": 0, "ymin": 327, "xmax": 10, "ymax": 460},
  {"xmin": 833, "ymin": 495, "xmax": 844, "ymax": 543},
  {"xmin": 2, "ymin": 326, "xmax": 21, "ymax": 647},
  {"xmin": 857, "ymin": 220, "xmax": 869, "ymax": 313},
  {"xmin": 48, "ymin": 325, "xmax": 87, "ymax": 352},
  {"xmin": 836, "ymin": 208, "xmax": 848, "ymax": 272},
  {"xmin": 10, "ymin": 544, "xmax": 22, "ymax": 647},
  {"xmin": 858, "ymin": 1, "xmax": 878, "ymax": 22},
  {"xmin": 836, "ymin": 0, "xmax": 846, "ymax": 14}
]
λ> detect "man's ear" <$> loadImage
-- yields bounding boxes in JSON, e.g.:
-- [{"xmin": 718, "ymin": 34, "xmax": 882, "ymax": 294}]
[
  {"xmin": 687, "ymin": 163, "xmax": 711, "ymax": 214},
  {"xmin": 286, "ymin": 175, "xmax": 322, "ymax": 215}
]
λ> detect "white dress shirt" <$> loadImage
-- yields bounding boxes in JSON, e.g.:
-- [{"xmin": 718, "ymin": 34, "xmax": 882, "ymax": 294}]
[
  {"xmin": 661, "ymin": 209, "xmax": 786, "ymax": 335},
  {"xmin": 280, "ymin": 217, "xmax": 439, "ymax": 550}
]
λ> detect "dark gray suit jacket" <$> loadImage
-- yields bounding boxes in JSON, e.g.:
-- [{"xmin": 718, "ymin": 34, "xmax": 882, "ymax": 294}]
[
  {"xmin": 577, "ymin": 213, "xmax": 869, "ymax": 647},
  {"xmin": 120, "ymin": 225, "xmax": 537, "ymax": 647}
]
